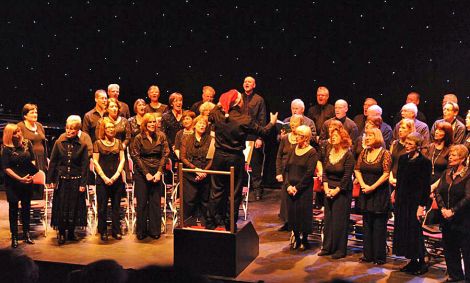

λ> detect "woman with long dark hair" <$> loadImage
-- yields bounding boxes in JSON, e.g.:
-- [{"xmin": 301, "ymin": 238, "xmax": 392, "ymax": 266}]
[{"xmin": 1, "ymin": 124, "xmax": 36, "ymax": 248}]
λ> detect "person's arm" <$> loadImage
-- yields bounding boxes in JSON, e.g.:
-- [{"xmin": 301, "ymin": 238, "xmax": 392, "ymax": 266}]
[
  {"xmin": 180, "ymin": 136, "xmax": 195, "ymax": 169},
  {"xmin": 354, "ymin": 149, "xmax": 366, "ymax": 187},
  {"xmin": 130, "ymin": 135, "xmax": 150, "ymax": 176},
  {"xmin": 94, "ymin": 118, "xmax": 102, "ymax": 144},
  {"xmin": 158, "ymin": 132, "xmax": 170, "ymax": 174},
  {"xmin": 46, "ymin": 141, "xmax": 60, "ymax": 184},
  {"xmin": 275, "ymin": 137, "xmax": 286, "ymax": 177},
  {"xmin": 365, "ymin": 150, "xmax": 391, "ymax": 193},
  {"xmin": 112, "ymin": 149, "xmax": 125, "ymax": 181},
  {"xmin": 122, "ymin": 118, "xmax": 132, "ymax": 148},
  {"xmin": 453, "ymin": 123, "xmax": 465, "ymax": 144},
  {"xmin": 449, "ymin": 178, "xmax": 470, "ymax": 215},
  {"xmin": 339, "ymin": 151, "xmax": 355, "ymax": 191},
  {"xmin": 434, "ymin": 173, "xmax": 447, "ymax": 209},
  {"xmin": 82, "ymin": 114, "xmax": 91, "ymax": 135},
  {"xmin": 79, "ymin": 144, "xmax": 89, "ymax": 188}
]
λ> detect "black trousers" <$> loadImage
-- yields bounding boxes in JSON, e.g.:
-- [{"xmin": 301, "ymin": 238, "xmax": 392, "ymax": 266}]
[
  {"xmin": 134, "ymin": 172, "xmax": 162, "ymax": 236},
  {"xmin": 442, "ymin": 225, "xmax": 470, "ymax": 281},
  {"xmin": 183, "ymin": 175, "xmax": 210, "ymax": 223},
  {"xmin": 9, "ymin": 200, "xmax": 31, "ymax": 236},
  {"xmin": 279, "ymin": 177, "xmax": 288, "ymax": 222},
  {"xmin": 363, "ymin": 212, "xmax": 388, "ymax": 261},
  {"xmin": 321, "ymin": 190, "xmax": 352, "ymax": 256},
  {"xmin": 250, "ymin": 144, "xmax": 264, "ymax": 195},
  {"xmin": 207, "ymin": 150, "xmax": 244, "ymax": 226},
  {"xmin": 96, "ymin": 181, "xmax": 123, "ymax": 235}
]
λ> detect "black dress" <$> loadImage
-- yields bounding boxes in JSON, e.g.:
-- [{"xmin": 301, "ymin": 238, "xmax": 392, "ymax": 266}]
[
  {"xmin": 393, "ymin": 152, "xmax": 431, "ymax": 260},
  {"xmin": 47, "ymin": 136, "xmax": 89, "ymax": 232},
  {"xmin": 1, "ymin": 140, "xmax": 37, "ymax": 235},
  {"xmin": 94, "ymin": 139, "xmax": 124, "ymax": 235},
  {"xmin": 285, "ymin": 147, "xmax": 318, "ymax": 234},
  {"xmin": 356, "ymin": 148, "xmax": 392, "ymax": 262},
  {"xmin": 390, "ymin": 140, "xmax": 406, "ymax": 179},
  {"xmin": 435, "ymin": 168, "xmax": 470, "ymax": 281},
  {"xmin": 320, "ymin": 149, "xmax": 355, "ymax": 257},
  {"xmin": 180, "ymin": 133, "xmax": 213, "ymax": 223},
  {"xmin": 276, "ymin": 134, "xmax": 296, "ymax": 222}
]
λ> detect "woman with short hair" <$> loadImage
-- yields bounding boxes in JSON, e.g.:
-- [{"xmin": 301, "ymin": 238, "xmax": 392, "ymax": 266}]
[{"xmin": 128, "ymin": 98, "xmax": 147, "ymax": 141}]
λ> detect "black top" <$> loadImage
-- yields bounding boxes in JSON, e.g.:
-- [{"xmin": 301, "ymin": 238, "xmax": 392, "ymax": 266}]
[
  {"xmin": 145, "ymin": 103, "xmax": 168, "ymax": 115},
  {"xmin": 95, "ymin": 116, "xmax": 131, "ymax": 148},
  {"xmin": 128, "ymin": 115, "xmax": 141, "ymax": 140},
  {"xmin": 209, "ymin": 105, "xmax": 273, "ymax": 153},
  {"xmin": 161, "ymin": 111, "xmax": 183, "ymax": 148},
  {"xmin": 118, "ymin": 101, "xmax": 131, "ymax": 119},
  {"xmin": 93, "ymin": 139, "xmax": 122, "ymax": 184},
  {"xmin": 58, "ymin": 131, "xmax": 93, "ymax": 158},
  {"xmin": 83, "ymin": 108, "xmax": 105, "ymax": 142},
  {"xmin": 390, "ymin": 140, "xmax": 406, "ymax": 178},
  {"xmin": 241, "ymin": 92, "xmax": 266, "ymax": 141},
  {"xmin": 356, "ymin": 148, "xmax": 392, "ymax": 213},
  {"xmin": 307, "ymin": 103, "xmax": 335, "ymax": 131},
  {"xmin": 319, "ymin": 116, "xmax": 359, "ymax": 142},
  {"xmin": 47, "ymin": 136, "xmax": 89, "ymax": 186},
  {"xmin": 17, "ymin": 121, "xmax": 47, "ymax": 171},
  {"xmin": 190, "ymin": 100, "xmax": 203, "ymax": 116},
  {"xmin": 180, "ymin": 133, "xmax": 213, "ymax": 170},
  {"xmin": 322, "ymin": 149, "xmax": 355, "ymax": 190},
  {"xmin": 435, "ymin": 167, "xmax": 470, "ymax": 233},
  {"xmin": 276, "ymin": 134, "xmax": 296, "ymax": 176},
  {"xmin": 423, "ymin": 144, "xmax": 449, "ymax": 185},
  {"xmin": 396, "ymin": 152, "xmax": 431, "ymax": 207},
  {"xmin": 1, "ymin": 140, "xmax": 36, "ymax": 186},
  {"xmin": 175, "ymin": 129, "xmax": 193, "ymax": 151},
  {"xmin": 130, "ymin": 131, "xmax": 170, "ymax": 175},
  {"xmin": 285, "ymin": 147, "xmax": 318, "ymax": 195}
]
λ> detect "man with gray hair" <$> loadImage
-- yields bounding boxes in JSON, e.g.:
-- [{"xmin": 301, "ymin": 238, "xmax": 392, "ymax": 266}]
[
  {"xmin": 83, "ymin": 89, "xmax": 108, "ymax": 142},
  {"xmin": 59, "ymin": 115, "xmax": 93, "ymax": 157},
  {"xmin": 319, "ymin": 99, "xmax": 359, "ymax": 142},
  {"xmin": 367, "ymin": 105, "xmax": 393, "ymax": 148},
  {"xmin": 108, "ymin": 83, "xmax": 130, "ymax": 118},
  {"xmin": 393, "ymin": 102, "xmax": 430, "ymax": 146},
  {"xmin": 436, "ymin": 93, "xmax": 465, "ymax": 124},
  {"xmin": 282, "ymin": 99, "xmax": 317, "ymax": 141}
]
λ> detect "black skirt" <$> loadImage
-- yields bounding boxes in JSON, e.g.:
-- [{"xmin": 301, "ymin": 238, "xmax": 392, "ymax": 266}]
[{"xmin": 51, "ymin": 178, "xmax": 87, "ymax": 229}]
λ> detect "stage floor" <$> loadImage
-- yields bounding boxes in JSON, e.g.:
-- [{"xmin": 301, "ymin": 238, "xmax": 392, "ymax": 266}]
[{"xmin": 0, "ymin": 189, "xmax": 448, "ymax": 282}]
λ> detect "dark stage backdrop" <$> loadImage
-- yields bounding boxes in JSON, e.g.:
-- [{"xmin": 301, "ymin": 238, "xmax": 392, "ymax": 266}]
[{"xmin": 1, "ymin": 0, "xmax": 470, "ymax": 125}]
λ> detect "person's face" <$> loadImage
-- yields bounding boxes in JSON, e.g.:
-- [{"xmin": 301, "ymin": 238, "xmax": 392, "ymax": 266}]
[
  {"xmin": 108, "ymin": 87, "xmax": 119, "ymax": 99},
  {"xmin": 107, "ymin": 101, "xmax": 119, "ymax": 118},
  {"xmin": 146, "ymin": 118, "xmax": 156, "ymax": 133},
  {"xmin": 172, "ymin": 96, "xmax": 183, "ymax": 111},
  {"xmin": 136, "ymin": 102, "xmax": 146, "ymax": 116},
  {"xmin": 330, "ymin": 131, "xmax": 341, "ymax": 145},
  {"xmin": 334, "ymin": 102, "xmax": 347, "ymax": 119},
  {"xmin": 406, "ymin": 93, "xmax": 419, "ymax": 105},
  {"xmin": 398, "ymin": 123, "xmax": 411, "ymax": 139},
  {"xmin": 442, "ymin": 104, "xmax": 456, "ymax": 121},
  {"xmin": 363, "ymin": 100, "xmax": 376, "ymax": 116},
  {"xmin": 96, "ymin": 93, "xmax": 108, "ymax": 109},
  {"xmin": 295, "ymin": 130, "xmax": 309, "ymax": 145},
  {"xmin": 291, "ymin": 104, "xmax": 304, "ymax": 115},
  {"xmin": 466, "ymin": 113, "xmax": 470, "ymax": 130},
  {"xmin": 104, "ymin": 122, "xmax": 116, "ymax": 138},
  {"xmin": 316, "ymin": 89, "xmax": 329, "ymax": 105},
  {"xmin": 401, "ymin": 109, "xmax": 415, "ymax": 119},
  {"xmin": 202, "ymin": 109, "xmax": 210, "ymax": 116},
  {"xmin": 182, "ymin": 116, "xmax": 193, "ymax": 129},
  {"xmin": 24, "ymin": 108, "xmax": 38, "ymax": 123},
  {"xmin": 148, "ymin": 87, "xmax": 160, "ymax": 102},
  {"xmin": 12, "ymin": 128, "xmax": 22, "ymax": 142},
  {"xmin": 364, "ymin": 132, "xmax": 376, "ymax": 147},
  {"xmin": 404, "ymin": 138, "xmax": 417, "ymax": 153},
  {"xmin": 202, "ymin": 90, "xmax": 215, "ymax": 102},
  {"xmin": 290, "ymin": 121, "xmax": 301, "ymax": 132},
  {"xmin": 65, "ymin": 125, "xmax": 79, "ymax": 139},
  {"xmin": 364, "ymin": 121, "xmax": 376, "ymax": 131},
  {"xmin": 195, "ymin": 120, "xmax": 207, "ymax": 134},
  {"xmin": 243, "ymin": 77, "xmax": 256, "ymax": 93},
  {"xmin": 448, "ymin": 151, "xmax": 465, "ymax": 166},
  {"xmin": 434, "ymin": 128, "xmax": 445, "ymax": 141}
]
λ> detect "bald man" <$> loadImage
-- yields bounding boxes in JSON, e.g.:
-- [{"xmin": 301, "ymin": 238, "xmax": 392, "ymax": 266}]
[{"xmin": 319, "ymin": 99, "xmax": 359, "ymax": 142}]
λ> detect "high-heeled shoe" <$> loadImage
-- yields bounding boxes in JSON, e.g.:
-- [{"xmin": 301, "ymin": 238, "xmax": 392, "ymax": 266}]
[
  {"xmin": 11, "ymin": 235, "xmax": 18, "ymax": 248},
  {"xmin": 400, "ymin": 259, "xmax": 417, "ymax": 272},
  {"xmin": 299, "ymin": 237, "xmax": 310, "ymax": 251},
  {"xmin": 290, "ymin": 236, "xmax": 301, "ymax": 250},
  {"xmin": 23, "ymin": 232, "xmax": 35, "ymax": 245}
]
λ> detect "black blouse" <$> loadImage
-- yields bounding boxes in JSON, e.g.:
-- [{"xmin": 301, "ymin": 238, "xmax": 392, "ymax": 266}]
[
  {"xmin": 322, "ymin": 148, "xmax": 355, "ymax": 191},
  {"xmin": 1, "ymin": 140, "xmax": 36, "ymax": 186},
  {"xmin": 93, "ymin": 139, "xmax": 122, "ymax": 184},
  {"xmin": 180, "ymin": 133, "xmax": 213, "ymax": 170},
  {"xmin": 130, "ymin": 131, "xmax": 170, "ymax": 175}
]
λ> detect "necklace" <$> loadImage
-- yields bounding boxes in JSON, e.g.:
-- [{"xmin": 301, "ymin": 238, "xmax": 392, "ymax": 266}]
[
  {"xmin": 431, "ymin": 146, "xmax": 443, "ymax": 176},
  {"xmin": 329, "ymin": 147, "xmax": 347, "ymax": 165}
]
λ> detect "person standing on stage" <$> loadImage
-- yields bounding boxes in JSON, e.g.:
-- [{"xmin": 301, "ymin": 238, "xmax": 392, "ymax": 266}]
[
  {"xmin": 206, "ymin": 89, "xmax": 277, "ymax": 231},
  {"xmin": 241, "ymin": 76, "xmax": 267, "ymax": 201},
  {"xmin": 180, "ymin": 115, "xmax": 213, "ymax": 223},
  {"xmin": 281, "ymin": 99, "xmax": 317, "ymax": 143},
  {"xmin": 130, "ymin": 113, "xmax": 170, "ymax": 240},
  {"xmin": 161, "ymin": 92, "xmax": 184, "ymax": 159},
  {"xmin": 93, "ymin": 117, "xmax": 126, "ymax": 241},
  {"xmin": 389, "ymin": 118, "xmax": 415, "ymax": 189},
  {"xmin": 307, "ymin": 86, "xmax": 335, "ymax": 133},
  {"xmin": 174, "ymin": 110, "xmax": 196, "ymax": 159},
  {"xmin": 284, "ymin": 125, "xmax": 318, "ymax": 251},
  {"xmin": 392, "ymin": 103, "xmax": 430, "ymax": 147},
  {"xmin": 47, "ymin": 118, "xmax": 89, "ymax": 245},
  {"xmin": 108, "ymin": 84, "xmax": 130, "ymax": 119},
  {"xmin": 128, "ymin": 99, "xmax": 147, "ymax": 141},
  {"xmin": 392, "ymin": 91, "xmax": 427, "ymax": 126},
  {"xmin": 1, "ymin": 124, "xmax": 36, "ymax": 248},
  {"xmin": 353, "ymin": 98, "xmax": 377, "ymax": 134},
  {"xmin": 318, "ymin": 128, "xmax": 354, "ymax": 259},
  {"xmin": 83, "ymin": 89, "xmax": 108, "ymax": 142},
  {"xmin": 319, "ymin": 99, "xmax": 359, "ymax": 143},
  {"xmin": 435, "ymin": 145, "xmax": 470, "ymax": 282},
  {"xmin": 17, "ymin": 103, "xmax": 47, "ymax": 200},
  {"xmin": 276, "ymin": 114, "xmax": 303, "ymax": 231},
  {"xmin": 190, "ymin": 85, "xmax": 216, "ymax": 116},
  {"xmin": 354, "ymin": 128, "xmax": 391, "ymax": 265},
  {"xmin": 145, "ymin": 85, "xmax": 168, "ymax": 115},
  {"xmin": 430, "ymin": 102, "xmax": 465, "ymax": 144},
  {"xmin": 393, "ymin": 132, "xmax": 431, "ymax": 275}
]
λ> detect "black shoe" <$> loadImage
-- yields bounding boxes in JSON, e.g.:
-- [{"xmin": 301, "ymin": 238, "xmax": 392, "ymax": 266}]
[
  {"xmin": 374, "ymin": 259, "xmax": 386, "ymax": 265},
  {"xmin": 11, "ymin": 236, "xmax": 18, "ymax": 248},
  {"xmin": 205, "ymin": 221, "xmax": 216, "ymax": 230},
  {"xmin": 112, "ymin": 233, "xmax": 122, "ymax": 240},
  {"xmin": 23, "ymin": 232, "xmax": 35, "ymax": 245},
  {"xmin": 411, "ymin": 263, "xmax": 428, "ymax": 275},
  {"xmin": 58, "ymin": 234, "xmax": 66, "ymax": 245},
  {"xmin": 331, "ymin": 253, "xmax": 346, "ymax": 259},
  {"xmin": 136, "ymin": 234, "xmax": 147, "ymax": 240},
  {"xmin": 278, "ymin": 223, "xmax": 288, "ymax": 231},
  {"xmin": 317, "ymin": 250, "xmax": 331, "ymax": 256},
  {"xmin": 148, "ymin": 234, "xmax": 160, "ymax": 240},
  {"xmin": 100, "ymin": 233, "xmax": 108, "ymax": 241},
  {"xmin": 67, "ymin": 232, "xmax": 78, "ymax": 241},
  {"xmin": 400, "ymin": 260, "xmax": 417, "ymax": 272},
  {"xmin": 359, "ymin": 257, "xmax": 373, "ymax": 263}
]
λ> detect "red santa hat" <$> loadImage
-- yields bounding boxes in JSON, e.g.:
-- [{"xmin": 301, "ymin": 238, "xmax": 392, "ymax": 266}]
[{"xmin": 218, "ymin": 89, "xmax": 241, "ymax": 117}]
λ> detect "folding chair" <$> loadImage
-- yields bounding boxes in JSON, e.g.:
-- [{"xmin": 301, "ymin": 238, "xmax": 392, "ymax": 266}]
[
  {"xmin": 240, "ymin": 141, "xmax": 255, "ymax": 220},
  {"xmin": 31, "ymin": 170, "xmax": 53, "ymax": 236}
]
